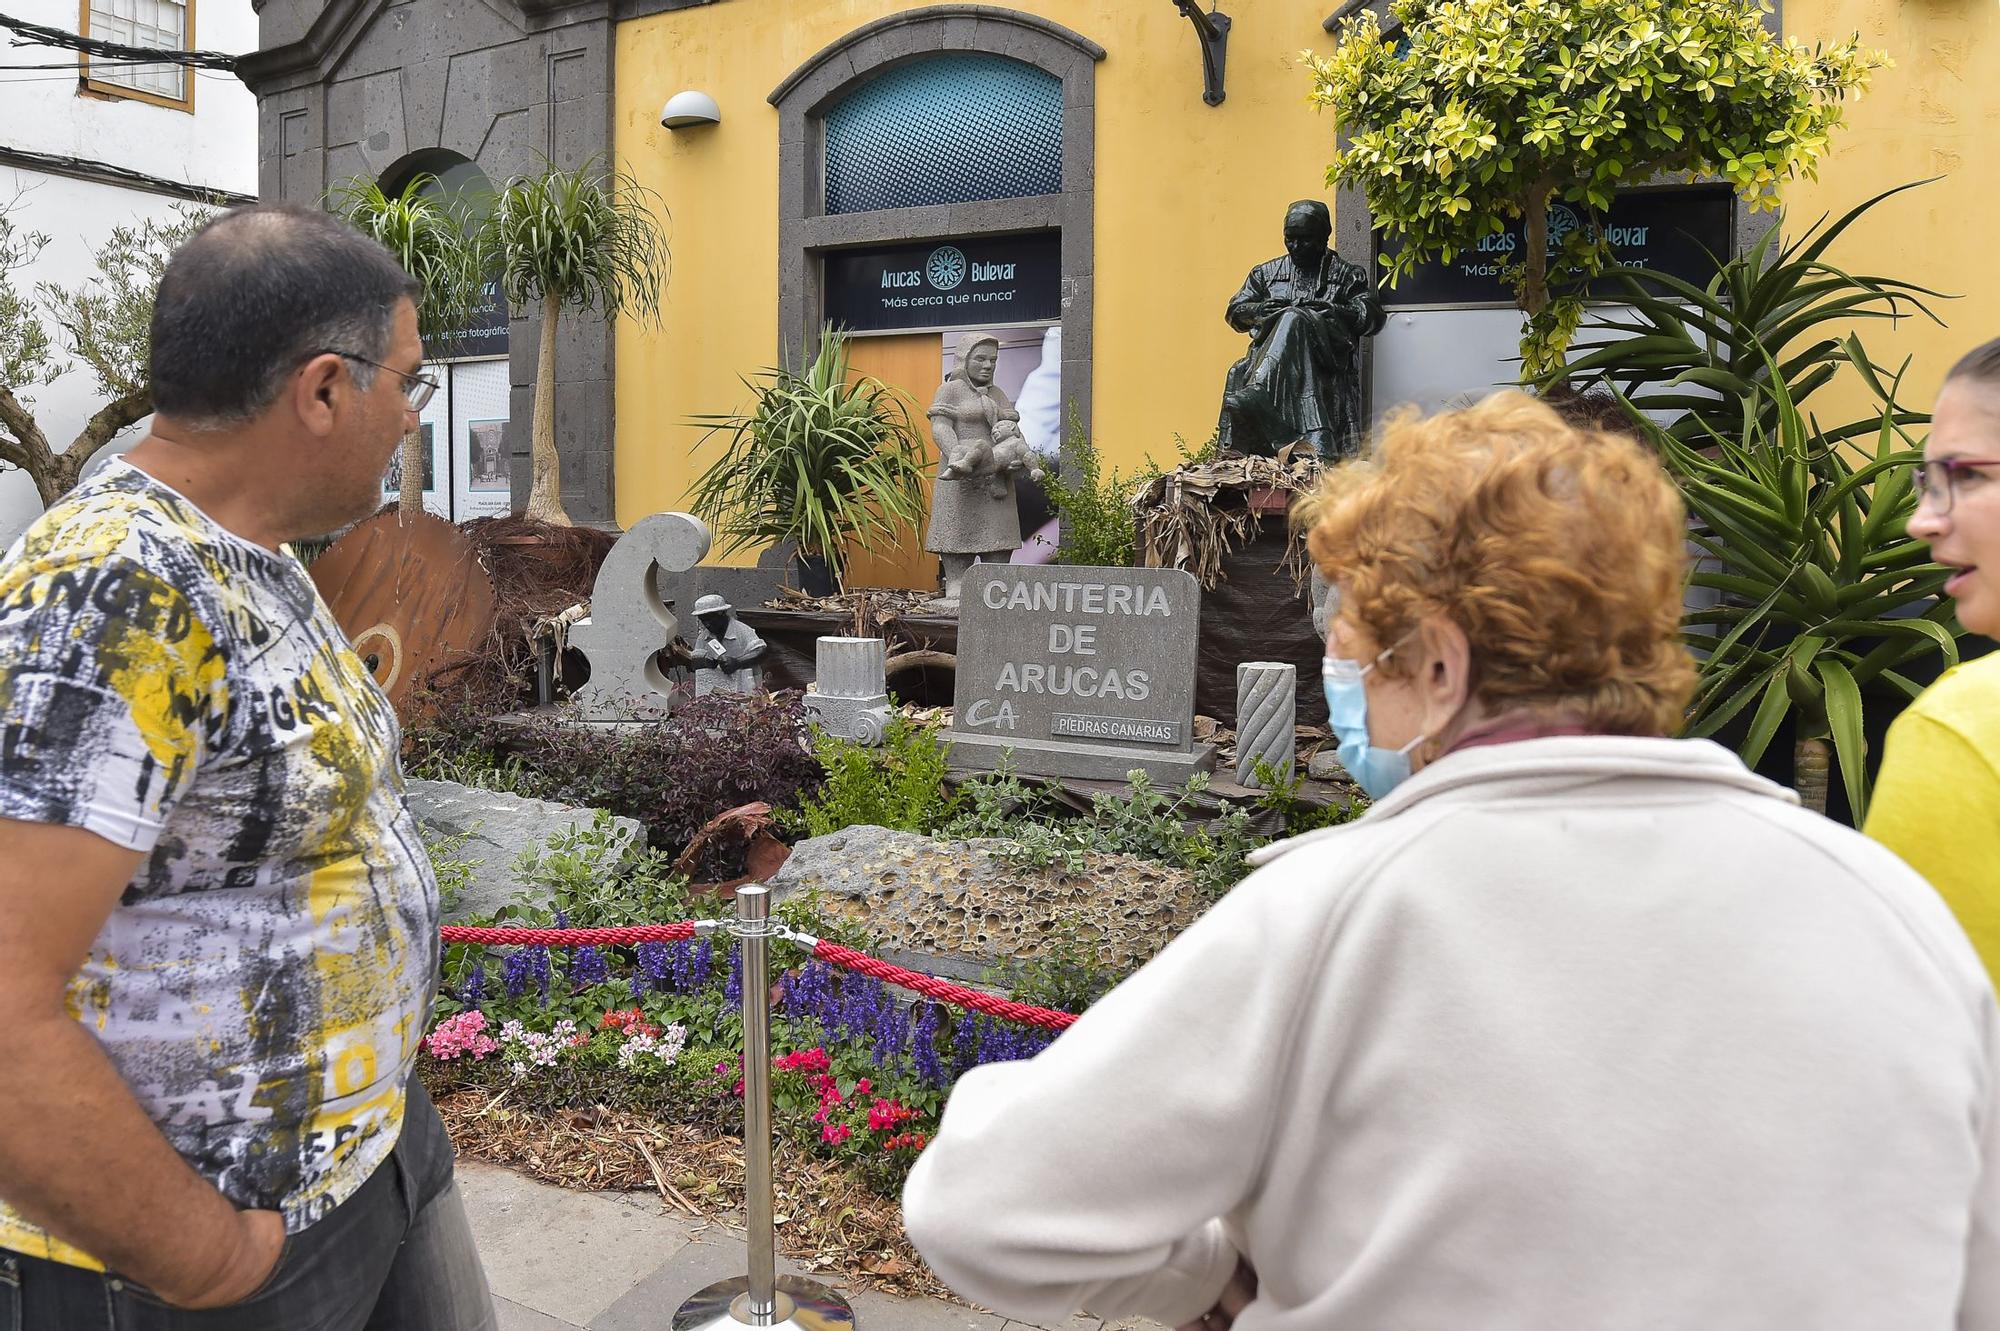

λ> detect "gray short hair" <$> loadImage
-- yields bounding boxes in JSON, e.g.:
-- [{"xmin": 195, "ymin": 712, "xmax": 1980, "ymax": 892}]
[{"xmin": 150, "ymin": 205, "xmax": 419, "ymax": 429}]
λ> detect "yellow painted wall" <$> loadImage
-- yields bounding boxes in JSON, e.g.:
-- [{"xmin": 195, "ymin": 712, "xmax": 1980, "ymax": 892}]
[
  {"xmin": 612, "ymin": 0, "xmax": 1341, "ymax": 538},
  {"xmin": 1782, "ymin": 0, "xmax": 2000, "ymax": 411}
]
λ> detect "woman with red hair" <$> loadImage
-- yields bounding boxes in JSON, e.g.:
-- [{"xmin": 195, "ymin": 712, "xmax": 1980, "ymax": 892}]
[{"xmin": 903, "ymin": 391, "xmax": 2000, "ymax": 1331}]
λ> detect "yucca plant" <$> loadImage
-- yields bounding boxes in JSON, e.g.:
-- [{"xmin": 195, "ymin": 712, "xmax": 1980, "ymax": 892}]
[
  {"xmin": 1560, "ymin": 182, "xmax": 1947, "ymax": 445},
  {"xmin": 328, "ymin": 174, "xmax": 486, "ymax": 515},
  {"xmin": 489, "ymin": 158, "xmax": 668, "ymax": 525},
  {"xmin": 687, "ymin": 328, "xmax": 928, "ymax": 593},
  {"xmin": 1628, "ymin": 347, "xmax": 1958, "ymax": 820}
]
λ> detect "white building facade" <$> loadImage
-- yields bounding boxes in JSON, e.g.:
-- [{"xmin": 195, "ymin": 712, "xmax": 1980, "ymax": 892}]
[{"xmin": 0, "ymin": 0, "xmax": 257, "ymax": 544}]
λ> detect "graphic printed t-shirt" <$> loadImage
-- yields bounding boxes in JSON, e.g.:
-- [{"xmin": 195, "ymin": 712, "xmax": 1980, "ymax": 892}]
[{"xmin": 0, "ymin": 459, "xmax": 438, "ymax": 1269}]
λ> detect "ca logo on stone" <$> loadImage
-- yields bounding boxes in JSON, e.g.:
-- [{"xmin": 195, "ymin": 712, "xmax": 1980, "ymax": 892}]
[{"xmin": 926, "ymin": 246, "xmax": 967, "ymax": 291}]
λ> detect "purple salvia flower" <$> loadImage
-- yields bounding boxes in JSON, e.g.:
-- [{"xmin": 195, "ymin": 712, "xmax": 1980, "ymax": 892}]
[
  {"xmin": 911, "ymin": 1003, "xmax": 946, "ymax": 1088},
  {"xmin": 691, "ymin": 940, "xmax": 715, "ymax": 993},
  {"xmin": 501, "ymin": 948, "xmax": 532, "ymax": 999},
  {"xmin": 569, "ymin": 944, "xmax": 610, "ymax": 989},
  {"xmin": 951, "ymin": 1012, "xmax": 982, "ymax": 1075},
  {"xmin": 633, "ymin": 942, "xmax": 671, "ymax": 997},
  {"xmin": 459, "ymin": 960, "xmax": 486, "ymax": 1007},
  {"xmin": 723, "ymin": 943, "xmax": 743, "ymax": 1011}
]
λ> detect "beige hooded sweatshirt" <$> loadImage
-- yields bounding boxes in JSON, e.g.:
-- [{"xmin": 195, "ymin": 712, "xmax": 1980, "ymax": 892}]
[{"xmin": 903, "ymin": 737, "xmax": 2000, "ymax": 1330}]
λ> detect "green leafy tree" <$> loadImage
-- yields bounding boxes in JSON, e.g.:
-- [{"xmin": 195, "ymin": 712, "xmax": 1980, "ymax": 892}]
[
  {"xmin": 1306, "ymin": 0, "xmax": 1884, "ymax": 377},
  {"xmin": 0, "ymin": 202, "xmax": 209, "ymax": 505},
  {"xmin": 489, "ymin": 159, "xmax": 668, "ymax": 526},
  {"xmin": 329, "ymin": 174, "xmax": 488, "ymax": 515}
]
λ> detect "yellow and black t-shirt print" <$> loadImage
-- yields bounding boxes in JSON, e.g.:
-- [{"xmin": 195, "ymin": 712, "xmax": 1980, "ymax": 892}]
[{"xmin": 0, "ymin": 460, "xmax": 439, "ymax": 1270}]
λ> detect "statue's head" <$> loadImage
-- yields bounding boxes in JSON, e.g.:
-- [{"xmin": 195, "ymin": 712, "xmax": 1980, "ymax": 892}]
[
  {"xmin": 693, "ymin": 592, "xmax": 733, "ymax": 637},
  {"xmin": 1283, "ymin": 200, "xmax": 1333, "ymax": 267},
  {"xmin": 953, "ymin": 332, "xmax": 1002, "ymax": 388}
]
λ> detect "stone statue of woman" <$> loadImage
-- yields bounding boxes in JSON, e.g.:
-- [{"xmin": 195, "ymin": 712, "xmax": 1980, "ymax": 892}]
[{"xmin": 924, "ymin": 331, "xmax": 1035, "ymax": 607}]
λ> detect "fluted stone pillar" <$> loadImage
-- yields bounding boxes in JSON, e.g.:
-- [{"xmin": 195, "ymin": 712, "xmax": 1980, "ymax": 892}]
[
  {"xmin": 803, "ymin": 636, "xmax": 893, "ymax": 745},
  {"xmin": 1234, "ymin": 661, "xmax": 1297, "ymax": 789}
]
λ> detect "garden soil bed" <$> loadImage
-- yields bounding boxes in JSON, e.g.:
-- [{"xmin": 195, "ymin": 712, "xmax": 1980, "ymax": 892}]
[{"xmin": 430, "ymin": 1081, "xmax": 951, "ymax": 1300}]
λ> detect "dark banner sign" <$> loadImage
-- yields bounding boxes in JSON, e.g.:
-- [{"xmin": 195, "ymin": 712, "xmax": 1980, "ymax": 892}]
[
  {"xmin": 425, "ymin": 278, "xmax": 509, "ymax": 360},
  {"xmin": 1376, "ymin": 187, "xmax": 1734, "ymax": 307},
  {"xmin": 824, "ymin": 233, "xmax": 1061, "ymax": 333}
]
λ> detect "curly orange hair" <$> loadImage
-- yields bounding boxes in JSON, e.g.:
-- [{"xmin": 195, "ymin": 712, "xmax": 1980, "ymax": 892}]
[{"xmin": 1299, "ymin": 391, "xmax": 1695, "ymax": 736}]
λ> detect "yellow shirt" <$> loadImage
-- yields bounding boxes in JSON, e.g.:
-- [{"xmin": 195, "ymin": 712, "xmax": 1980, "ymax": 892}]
[{"xmin": 1866, "ymin": 652, "xmax": 2000, "ymax": 990}]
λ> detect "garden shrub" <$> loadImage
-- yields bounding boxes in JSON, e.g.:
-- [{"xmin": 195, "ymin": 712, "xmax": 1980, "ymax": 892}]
[
  {"xmin": 406, "ymin": 691, "xmax": 822, "ymax": 856},
  {"xmin": 1250, "ymin": 759, "xmax": 1368, "ymax": 837},
  {"xmin": 943, "ymin": 766, "xmax": 1260, "ymax": 902},
  {"xmin": 784, "ymin": 716, "xmax": 959, "ymax": 839}
]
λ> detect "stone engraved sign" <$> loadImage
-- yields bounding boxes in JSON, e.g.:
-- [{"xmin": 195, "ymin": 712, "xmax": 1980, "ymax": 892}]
[{"xmin": 943, "ymin": 564, "xmax": 1216, "ymax": 781}]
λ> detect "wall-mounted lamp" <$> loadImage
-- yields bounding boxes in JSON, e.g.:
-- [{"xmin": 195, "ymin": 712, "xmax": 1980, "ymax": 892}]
[{"xmin": 661, "ymin": 90, "xmax": 721, "ymax": 129}]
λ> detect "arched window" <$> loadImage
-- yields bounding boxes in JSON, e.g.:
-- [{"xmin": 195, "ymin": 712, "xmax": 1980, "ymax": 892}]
[
  {"xmin": 823, "ymin": 54, "xmax": 1063, "ymax": 215},
  {"xmin": 379, "ymin": 148, "xmax": 496, "ymax": 226}
]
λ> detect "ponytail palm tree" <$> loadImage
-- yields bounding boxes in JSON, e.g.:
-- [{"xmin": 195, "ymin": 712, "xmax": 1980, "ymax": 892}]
[
  {"xmin": 490, "ymin": 159, "xmax": 668, "ymax": 525},
  {"xmin": 329, "ymin": 174, "xmax": 486, "ymax": 515}
]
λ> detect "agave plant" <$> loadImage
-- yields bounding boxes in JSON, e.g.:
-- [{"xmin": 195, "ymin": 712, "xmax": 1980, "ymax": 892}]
[
  {"xmin": 687, "ymin": 328, "xmax": 928, "ymax": 593},
  {"xmin": 328, "ymin": 174, "xmax": 486, "ymax": 515},
  {"xmin": 489, "ymin": 158, "xmax": 668, "ymax": 525},
  {"xmin": 1561, "ymin": 181, "xmax": 1947, "ymax": 447},
  {"xmin": 1628, "ymin": 347, "xmax": 1958, "ymax": 820}
]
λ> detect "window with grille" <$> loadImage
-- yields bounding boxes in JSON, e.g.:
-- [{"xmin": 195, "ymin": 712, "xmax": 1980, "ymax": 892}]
[
  {"xmin": 84, "ymin": 0, "xmax": 189, "ymax": 105},
  {"xmin": 822, "ymin": 54, "xmax": 1063, "ymax": 216}
]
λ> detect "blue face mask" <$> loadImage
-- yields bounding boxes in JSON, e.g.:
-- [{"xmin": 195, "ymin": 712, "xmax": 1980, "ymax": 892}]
[{"xmin": 1322, "ymin": 641, "xmax": 1427, "ymax": 800}]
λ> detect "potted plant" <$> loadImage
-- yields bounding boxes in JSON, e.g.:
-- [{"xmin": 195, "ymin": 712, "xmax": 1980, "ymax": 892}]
[
  {"xmin": 489, "ymin": 157, "xmax": 668, "ymax": 525},
  {"xmin": 328, "ymin": 174, "xmax": 486, "ymax": 516},
  {"xmin": 688, "ymin": 328, "xmax": 929, "ymax": 596},
  {"xmin": 1562, "ymin": 189, "xmax": 1961, "ymax": 819}
]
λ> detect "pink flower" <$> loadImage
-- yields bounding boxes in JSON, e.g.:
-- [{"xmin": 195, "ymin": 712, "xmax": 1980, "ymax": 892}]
[
  {"xmin": 424, "ymin": 1011, "xmax": 499, "ymax": 1062},
  {"xmin": 821, "ymin": 1123, "xmax": 852, "ymax": 1145}
]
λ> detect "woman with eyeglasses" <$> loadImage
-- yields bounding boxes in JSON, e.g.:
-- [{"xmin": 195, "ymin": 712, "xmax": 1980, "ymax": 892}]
[
  {"xmin": 1866, "ymin": 339, "xmax": 2000, "ymax": 990},
  {"xmin": 902, "ymin": 392, "xmax": 2000, "ymax": 1331}
]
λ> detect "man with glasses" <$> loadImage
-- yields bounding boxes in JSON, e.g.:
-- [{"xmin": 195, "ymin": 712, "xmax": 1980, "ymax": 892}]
[
  {"xmin": 0, "ymin": 205, "xmax": 495, "ymax": 1328},
  {"xmin": 1868, "ymin": 338, "xmax": 2000, "ymax": 994}
]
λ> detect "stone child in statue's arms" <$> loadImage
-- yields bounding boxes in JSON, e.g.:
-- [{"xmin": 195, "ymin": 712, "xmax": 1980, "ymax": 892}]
[{"xmin": 941, "ymin": 418, "xmax": 1044, "ymax": 500}]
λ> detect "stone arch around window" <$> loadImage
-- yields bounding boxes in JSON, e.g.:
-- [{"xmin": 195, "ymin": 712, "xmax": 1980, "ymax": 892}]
[{"xmin": 769, "ymin": 5, "xmax": 1103, "ymax": 437}]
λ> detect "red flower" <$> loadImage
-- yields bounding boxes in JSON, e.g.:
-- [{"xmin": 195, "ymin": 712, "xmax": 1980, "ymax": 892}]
[{"xmin": 866, "ymin": 1098, "xmax": 916, "ymax": 1132}]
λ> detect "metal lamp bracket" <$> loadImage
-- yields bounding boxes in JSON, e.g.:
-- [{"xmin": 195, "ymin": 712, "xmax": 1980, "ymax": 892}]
[{"xmin": 1174, "ymin": 1, "xmax": 1231, "ymax": 107}]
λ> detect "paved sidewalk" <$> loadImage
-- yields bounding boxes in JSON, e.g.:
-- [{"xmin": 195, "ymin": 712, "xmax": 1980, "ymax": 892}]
[{"xmin": 459, "ymin": 1161, "xmax": 1146, "ymax": 1331}]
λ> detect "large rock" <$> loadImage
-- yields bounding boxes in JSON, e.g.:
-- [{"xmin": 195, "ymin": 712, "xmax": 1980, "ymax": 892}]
[
  {"xmin": 405, "ymin": 779, "xmax": 643, "ymax": 923},
  {"xmin": 766, "ymin": 825, "xmax": 1209, "ymax": 984}
]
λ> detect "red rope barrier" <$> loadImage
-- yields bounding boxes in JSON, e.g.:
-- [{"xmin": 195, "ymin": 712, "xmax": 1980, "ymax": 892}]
[
  {"xmin": 439, "ymin": 922, "xmax": 697, "ymax": 947},
  {"xmin": 811, "ymin": 940, "xmax": 1078, "ymax": 1030}
]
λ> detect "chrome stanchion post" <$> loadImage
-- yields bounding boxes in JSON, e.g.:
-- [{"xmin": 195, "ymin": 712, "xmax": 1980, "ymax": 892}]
[
  {"xmin": 741, "ymin": 886, "xmax": 777, "ymax": 1323},
  {"xmin": 672, "ymin": 888, "xmax": 856, "ymax": 1331}
]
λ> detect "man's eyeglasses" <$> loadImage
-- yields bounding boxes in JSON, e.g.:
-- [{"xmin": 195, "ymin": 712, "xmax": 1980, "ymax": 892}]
[
  {"xmin": 1914, "ymin": 457, "xmax": 2000, "ymax": 515},
  {"xmin": 313, "ymin": 350, "xmax": 439, "ymax": 412}
]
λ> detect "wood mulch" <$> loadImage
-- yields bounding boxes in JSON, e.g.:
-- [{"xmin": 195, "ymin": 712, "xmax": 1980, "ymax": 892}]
[{"xmin": 432, "ymin": 1085, "xmax": 950, "ymax": 1299}]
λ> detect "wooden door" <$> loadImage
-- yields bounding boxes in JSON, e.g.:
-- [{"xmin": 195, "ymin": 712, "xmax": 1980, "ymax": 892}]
[{"xmin": 842, "ymin": 332, "xmax": 942, "ymax": 592}]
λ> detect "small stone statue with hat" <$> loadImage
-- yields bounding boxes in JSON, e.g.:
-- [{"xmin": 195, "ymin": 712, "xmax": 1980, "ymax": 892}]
[{"xmin": 690, "ymin": 593, "xmax": 767, "ymax": 696}]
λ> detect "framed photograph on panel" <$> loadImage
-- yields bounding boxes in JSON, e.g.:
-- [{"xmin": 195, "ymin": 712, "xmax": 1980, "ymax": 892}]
[{"xmin": 467, "ymin": 420, "xmax": 508, "ymax": 491}]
